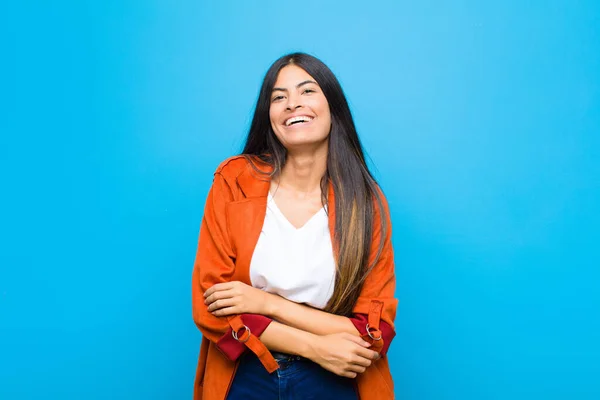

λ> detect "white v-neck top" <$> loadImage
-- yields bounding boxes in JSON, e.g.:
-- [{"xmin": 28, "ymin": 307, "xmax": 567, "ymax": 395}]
[{"xmin": 249, "ymin": 193, "xmax": 336, "ymax": 309}]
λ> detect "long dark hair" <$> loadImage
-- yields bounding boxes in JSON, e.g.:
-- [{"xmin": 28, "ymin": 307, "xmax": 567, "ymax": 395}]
[{"xmin": 243, "ymin": 53, "xmax": 387, "ymax": 317}]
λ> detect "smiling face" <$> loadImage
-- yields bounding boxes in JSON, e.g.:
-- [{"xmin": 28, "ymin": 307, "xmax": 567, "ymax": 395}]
[{"xmin": 269, "ymin": 65, "xmax": 332, "ymax": 151}]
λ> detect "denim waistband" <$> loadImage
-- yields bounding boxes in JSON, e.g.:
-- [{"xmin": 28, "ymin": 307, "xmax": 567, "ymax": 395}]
[{"xmin": 271, "ymin": 351, "xmax": 303, "ymax": 362}]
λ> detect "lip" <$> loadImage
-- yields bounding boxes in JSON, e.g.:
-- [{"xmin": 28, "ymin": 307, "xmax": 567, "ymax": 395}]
[{"xmin": 283, "ymin": 114, "xmax": 316, "ymax": 128}]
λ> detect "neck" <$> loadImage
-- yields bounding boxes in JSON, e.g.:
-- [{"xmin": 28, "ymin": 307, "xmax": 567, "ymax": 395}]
[{"xmin": 277, "ymin": 142, "xmax": 328, "ymax": 195}]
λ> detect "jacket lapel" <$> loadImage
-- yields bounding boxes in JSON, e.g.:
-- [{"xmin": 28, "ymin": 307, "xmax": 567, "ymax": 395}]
[{"xmin": 226, "ymin": 162, "xmax": 271, "ymax": 284}]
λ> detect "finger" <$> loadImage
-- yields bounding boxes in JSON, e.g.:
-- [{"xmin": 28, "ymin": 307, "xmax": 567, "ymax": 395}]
[
  {"xmin": 350, "ymin": 355, "xmax": 372, "ymax": 368},
  {"xmin": 355, "ymin": 347, "xmax": 379, "ymax": 361},
  {"xmin": 212, "ymin": 306, "xmax": 238, "ymax": 317},
  {"xmin": 205, "ymin": 289, "xmax": 236, "ymax": 305},
  {"xmin": 343, "ymin": 334, "xmax": 371, "ymax": 348},
  {"xmin": 341, "ymin": 371, "xmax": 357, "ymax": 379},
  {"xmin": 204, "ymin": 282, "xmax": 234, "ymax": 298},
  {"xmin": 348, "ymin": 364, "xmax": 367, "ymax": 374},
  {"xmin": 207, "ymin": 298, "xmax": 236, "ymax": 312}
]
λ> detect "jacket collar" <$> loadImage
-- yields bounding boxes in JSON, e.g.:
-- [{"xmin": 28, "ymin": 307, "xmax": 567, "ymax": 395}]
[{"xmin": 235, "ymin": 160, "xmax": 273, "ymax": 199}]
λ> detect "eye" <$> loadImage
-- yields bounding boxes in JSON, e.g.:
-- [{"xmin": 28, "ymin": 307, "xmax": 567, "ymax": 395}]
[
  {"xmin": 271, "ymin": 95, "xmax": 284, "ymax": 102},
  {"xmin": 303, "ymin": 88, "xmax": 316, "ymax": 94}
]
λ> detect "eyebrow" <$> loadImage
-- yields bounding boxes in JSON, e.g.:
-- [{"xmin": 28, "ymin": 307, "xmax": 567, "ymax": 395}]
[{"xmin": 272, "ymin": 80, "xmax": 317, "ymax": 92}]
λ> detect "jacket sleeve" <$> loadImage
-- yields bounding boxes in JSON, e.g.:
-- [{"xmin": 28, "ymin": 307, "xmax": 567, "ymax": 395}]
[
  {"xmin": 191, "ymin": 172, "xmax": 277, "ymax": 372},
  {"xmin": 348, "ymin": 192, "xmax": 398, "ymax": 356}
]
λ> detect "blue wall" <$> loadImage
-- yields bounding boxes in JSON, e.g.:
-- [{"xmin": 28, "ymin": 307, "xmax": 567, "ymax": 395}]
[{"xmin": 2, "ymin": 1, "xmax": 599, "ymax": 398}]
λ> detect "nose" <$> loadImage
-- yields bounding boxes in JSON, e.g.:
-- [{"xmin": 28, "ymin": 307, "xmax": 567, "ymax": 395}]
[{"xmin": 285, "ymin": 93, "xmax": 302, "ymax": 110}]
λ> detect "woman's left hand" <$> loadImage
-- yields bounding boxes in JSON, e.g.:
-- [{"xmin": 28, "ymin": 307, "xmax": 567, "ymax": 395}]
[{"xmin": 204, "ymin": 281, "xmax": 271, "ymax": 317}]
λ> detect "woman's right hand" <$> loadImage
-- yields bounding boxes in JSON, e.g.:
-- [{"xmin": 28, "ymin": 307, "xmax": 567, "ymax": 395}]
[{"xmin": 306, "ymin": 332, "xmax": 380, "ymax": 378}]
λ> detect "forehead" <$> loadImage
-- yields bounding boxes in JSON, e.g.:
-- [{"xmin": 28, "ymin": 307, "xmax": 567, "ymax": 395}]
[{"xmin": 274, "ymin": 65, "xmax": 318, "ymax": 87}]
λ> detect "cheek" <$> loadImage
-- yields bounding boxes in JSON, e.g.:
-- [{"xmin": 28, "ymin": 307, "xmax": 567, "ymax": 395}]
[
  {"xmin": 319, "ymin": 107, "xmax": 332, "ymax": 128},
  {"xmin": 314, "ymin": 99, "xmax": 331, "ymax": 123},
  {"xmin": 269, "ymin": 108, "xmax": 278, "ymax": 129},
  {"xmin": 323, "ymin": 109, "xmax": 332, "ymax": 124}
]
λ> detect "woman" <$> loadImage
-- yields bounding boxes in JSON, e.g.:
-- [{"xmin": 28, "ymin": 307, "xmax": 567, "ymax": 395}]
[{"xmin": 192, "ymin": 52, "xmax": 397, "ymax": 400}]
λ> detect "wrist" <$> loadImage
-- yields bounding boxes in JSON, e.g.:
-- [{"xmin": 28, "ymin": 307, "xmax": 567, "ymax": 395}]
[
  {"xmin": 264, "ymin": 292, "xmax": 282, "ymax": 318},
  {"xmin": 301, "ymin": 333, "xmax": 321, "ymax": 360}
]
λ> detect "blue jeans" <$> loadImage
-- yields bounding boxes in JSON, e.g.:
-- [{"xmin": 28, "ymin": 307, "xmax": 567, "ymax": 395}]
[{"xmin": 227, "ymin": 352, "xmax": 358, "ymax": 400}]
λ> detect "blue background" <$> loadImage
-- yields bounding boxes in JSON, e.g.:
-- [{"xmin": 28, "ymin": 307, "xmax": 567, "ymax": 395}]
[{"xmin": 2, "ymin": 1, "xmax": 599, "ymax": 399}]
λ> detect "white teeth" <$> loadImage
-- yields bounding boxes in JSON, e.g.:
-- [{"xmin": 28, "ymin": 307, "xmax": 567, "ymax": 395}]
[{"xmin": 285, "ymin": 116, "xmax": 314, "ymax": 126}]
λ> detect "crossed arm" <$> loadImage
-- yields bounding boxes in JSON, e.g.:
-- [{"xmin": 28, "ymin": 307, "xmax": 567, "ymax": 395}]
[
  {"xmin": 204, "ymin": 281, "xmax": 379, "ymax": 378},
  {"xmin": 205, "ymin": 282, "xmax": 360, "ymax": 335}
]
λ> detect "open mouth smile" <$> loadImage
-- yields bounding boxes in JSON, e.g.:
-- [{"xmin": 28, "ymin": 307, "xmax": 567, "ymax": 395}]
[{"xmin": 284, "ymin": 115, "xmax": 315, "ymax": 126}]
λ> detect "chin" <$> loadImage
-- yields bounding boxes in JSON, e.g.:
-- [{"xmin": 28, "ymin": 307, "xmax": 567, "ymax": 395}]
[{"xmin": 282, "ymin": 136, "xmax": 329, "ymax": 151}]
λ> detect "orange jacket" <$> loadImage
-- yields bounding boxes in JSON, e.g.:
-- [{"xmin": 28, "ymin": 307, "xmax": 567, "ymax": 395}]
[{"xmin": 192, "ymin": 156, "xmax": 398, "ymax": 399}]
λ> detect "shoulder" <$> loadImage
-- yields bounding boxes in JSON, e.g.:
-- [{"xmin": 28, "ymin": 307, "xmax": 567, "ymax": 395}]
[
  {"xmin": 214, "ymin": 154, "xmax": 272, "ymax": 179},
  {"xmin": 213, "ymin": 155, "xmax": 252, "ymax": 178},
  {"xmin": 209, "ymin": 155, "xmax": 271, "ymax": 201},
  {"xmin": 375, "ymin": 184, "xmax": 391, "ymax": 213}
]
